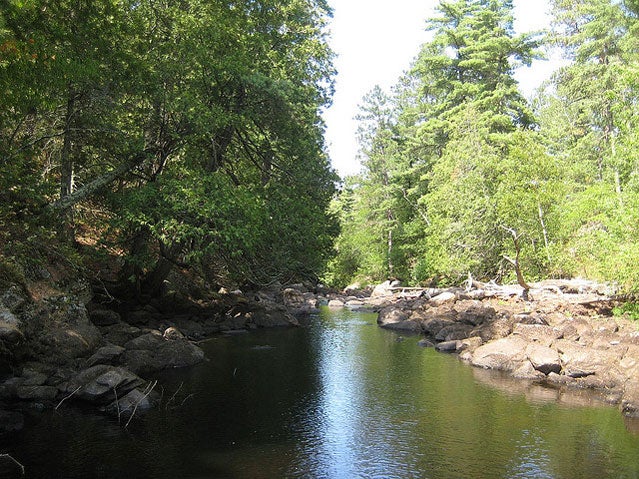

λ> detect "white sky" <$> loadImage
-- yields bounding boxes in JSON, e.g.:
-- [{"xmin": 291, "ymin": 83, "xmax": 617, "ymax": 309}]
[{"xmin": 323, "ymin": 0, "xmax": 563, "ymax": 177}]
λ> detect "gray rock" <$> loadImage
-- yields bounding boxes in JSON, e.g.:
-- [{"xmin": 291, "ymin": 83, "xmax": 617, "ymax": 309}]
[
  {"xmin": 1, "ymin": 285, "xmax": 28, "ymax": 312},
  {"xmin": 122, "ymin": 338, "xmax": 205, "ymax": 375},
  {"xmin": 420, "ymin": 317, "xmax": 455, "ymax": 337},
  {"xmin": 417, "ymin": 339, "xmax": 435, "ymax": 348},
  {"xmin": 155, "ymin": 340, "xmax": 205, "ymax": 368},
  {"xmin": 0, "ymin": 307, "xmax": 19, "ymax": 326},
  {"xmin": 512, "ymin": 323, "xmax": 562, "ymax": 346},
  {"xmin": 327, "ymin": 299, "xmax": 345, "ymax": 308},
  {"xmin": 526, "ymin": 343, "xmax": 562, "ymax": 375},
  {"xmin": 85, "ymin": 344, "xmax": 126, "ymax": 367},
  {"xmin": 512, "ymin": 361, "xmax": 545, "ymax": 380},
  {"xmin": 248, "ymin": 303, "xmax": 298, "ymax": 328},
  {"xmin": 430, "ymin": 291, "xmax": 456, "ymax": 305},
  {"xmin": 370, "ymin": 281, "xmax": 397, "ymax": 298},
  {"xmin": 471, "ymin": 336, "xmax": 529, "ymax": 372},
  {"xmin": 89, "ymin": 309, "xmax": 121, "ymax": 326},
  {"xmin": 103, "ymin": 323, "xmax": 142, "ymax": 346},
  {"xmin": 435, "ymin": 323, "xmax": 474, "ymax": 342},
  {"xmin": 21, "ymin": 370, "xmax": 48, "ymax": 386},
  {"xmin": 435, "ymin": 340, "xmax": 459, "ymax": 353},
  {"xmin": 555, "ymin": 339, "xmax": 623, "ymax": 378},
  {"xmin": 16, "ymin": 385, "xmax": 58, "ymax": 402},
  {"xmin": 458, "ymin": 336, "xmax": 483, "ymax": 353},
  {"xmin": 377, "ymin": 307, "xmax": 410, "ymax": 327},
  {"xmin": 124, "ymin": 332, "xmax": 164, "ymax": 350},
  {"xmin": 105, "ymin": 387, "xmax": 159, "ymax": 416},
  {"xmin": 457, "ymin": 303, "xmax": 496, "ymax": 326},
  {"xmin": 65, "ymin": 365, "xmax": 145, "ymax": 405},
  {"xmin": 621, "ymin": 380, "xmax": 639, "ymax": 418}
]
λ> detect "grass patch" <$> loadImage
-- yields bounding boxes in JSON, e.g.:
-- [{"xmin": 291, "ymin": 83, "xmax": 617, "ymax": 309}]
[{"xmin": 613, "ymin": 302, "xmax": 639, "ymax": 321}]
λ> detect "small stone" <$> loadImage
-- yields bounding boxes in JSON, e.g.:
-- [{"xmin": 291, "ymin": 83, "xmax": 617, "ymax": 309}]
[{"xmin": 435, "ymin": 340, "xmax": 459, "ymax": 353}]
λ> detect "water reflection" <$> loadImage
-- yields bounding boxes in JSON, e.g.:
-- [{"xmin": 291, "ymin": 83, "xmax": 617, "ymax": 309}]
[{"xmin": 2, "ymin": 307, "xmax": 639, "ymax": 478}]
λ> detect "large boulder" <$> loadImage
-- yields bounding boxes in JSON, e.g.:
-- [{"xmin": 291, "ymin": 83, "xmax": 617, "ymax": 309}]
[
  {"xmin": 512, "ymin": 323, "xmax": 563, "ymax": 347},
  {"xmin": 104, "ymin": 387, "xmax": 159, "ymax": 417},
  {"xmin": 377, "ymin": 306, "xmax": 409, "ymax": 327},
  {"xmin": 85, "ymin": 343, "xmax": 126, "ymax": 367},
  {"xmin": 525, "ymin": 343, "xmax": 562, "ymax": 375},
  {"xmin": 471, "ymin": 336, "xmax": 529, "ymax": 372},
  {"xmin": 121, "ymin": 331, "xmax": 205, "ymax": 375},
  {"xmin": 89, "ymin": 309, "xmax": 121, "ymax": 327},
  {"xmin": 371, "ymin": 280, "xmax": 400, "ymax": 298},
  {"xmin": 429, "ymin": 291, "xmax": 457, "ymax": 305},
  {"xmin": 457, "ymin": 302, "xmax": 496, "ymax": 326},
  {"xmin": 28, "ymin": 299, "xmax": 103, "ymax": 364},
  {"xmin": 63, "ymin": 365, "xmax": 145, "ymax": 405},
  {"xmin": 555, "ymin": 339, "xmax": 625, "ymax": 378}
]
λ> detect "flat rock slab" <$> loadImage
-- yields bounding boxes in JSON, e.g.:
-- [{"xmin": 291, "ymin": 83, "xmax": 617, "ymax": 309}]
[{"xmin": 471, "ymin": 336, "xmax": 529, "ymax": 372}]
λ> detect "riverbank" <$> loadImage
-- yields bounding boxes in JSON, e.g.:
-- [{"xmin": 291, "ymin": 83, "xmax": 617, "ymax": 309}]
[
  {"xmin": 361, "ymin": 279, "xmax": 639, "ymax": 418},
  {"xmin": 0, "ymin": 263, "xmax": 305, "ymax": 432}
]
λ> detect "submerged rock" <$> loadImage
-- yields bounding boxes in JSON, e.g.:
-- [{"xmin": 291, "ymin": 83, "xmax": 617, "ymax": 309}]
[{"xmin": 63, "ymin": 365, "xmax": 145, "ymax": 405}]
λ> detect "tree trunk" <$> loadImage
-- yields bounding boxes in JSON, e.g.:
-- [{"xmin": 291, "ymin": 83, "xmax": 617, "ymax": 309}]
[{"xmin": 58, "ymin": 89, "xmax": 77, "ymax": 242}]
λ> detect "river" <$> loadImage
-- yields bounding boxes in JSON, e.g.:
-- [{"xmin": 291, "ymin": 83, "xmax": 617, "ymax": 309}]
[{"xmin": 2, "ymin": 307, "xmax": 639, "ymax": 478}]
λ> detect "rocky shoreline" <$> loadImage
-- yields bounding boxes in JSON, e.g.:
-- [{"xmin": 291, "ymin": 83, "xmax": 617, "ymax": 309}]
[
  {"xmin": 365, "ymin": 279, "xmax": 639, "ymax": 419},
  {"xmin": 0, "ymin": 273, "xmax": 306, "ymax": 433},
  {"xmin": 3, "ymin": 270, "xmax": 639, "ymax": 434}
]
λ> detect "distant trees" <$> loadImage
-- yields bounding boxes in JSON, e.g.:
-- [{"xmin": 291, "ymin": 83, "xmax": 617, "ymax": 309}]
[
  {"xmin": 0, "ymin": 0, "xmax": 337, "ymax": 292},
  {"xmin": 328, "ymin": 0, "xmax": 639, "ymax": 291}
]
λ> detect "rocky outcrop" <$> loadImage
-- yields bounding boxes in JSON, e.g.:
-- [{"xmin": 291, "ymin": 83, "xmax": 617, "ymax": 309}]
[{"xmin": 373, "ymin": 279, "xmax": 639, "ymax": 418}]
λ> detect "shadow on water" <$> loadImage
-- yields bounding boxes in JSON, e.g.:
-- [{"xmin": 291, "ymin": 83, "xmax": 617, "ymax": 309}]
[{"xmin": 2, "ymin": 306, "xmax": 639, "ymax": 478}]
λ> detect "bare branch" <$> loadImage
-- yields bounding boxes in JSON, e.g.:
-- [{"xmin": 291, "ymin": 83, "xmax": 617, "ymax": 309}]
[
  {"xmin": 0, "ymin": 454, "xmax": 25, "ymax": 475},
  {"xmin": 125, "ymin": 380, "xmax": 158, "ymax": 428},
  {"xmin": 54, "ymin": 386, "xmax": 82, "ymax": 411}
]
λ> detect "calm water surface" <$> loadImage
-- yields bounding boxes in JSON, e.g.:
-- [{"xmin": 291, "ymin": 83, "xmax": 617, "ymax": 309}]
[{"xmin": 2, "ymin": 307, "xmax": 639, "ymax": 478}]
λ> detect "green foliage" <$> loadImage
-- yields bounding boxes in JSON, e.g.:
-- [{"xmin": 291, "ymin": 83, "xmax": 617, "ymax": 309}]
[
  {"xmin": 331, "ymin": 0, "xmax": 639, "ymax": 292},
  {"xmin": 613, "ymin": 302, "xmax": 639, "ymax": 321},
  {"xmin": 0, "ymin": 0, "xmax": 338, "ymax": 290}
]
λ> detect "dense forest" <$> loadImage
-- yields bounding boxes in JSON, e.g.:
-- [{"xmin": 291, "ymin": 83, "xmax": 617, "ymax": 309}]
[
  {"xmin": 2, "ymin": 0, "xmax": 638, "ymax": 296},
  {"xmin": 0, "ymin": 0, "xmax": 338, "ymax": 294},
  {"xmin": 327, "ymin": 0, "xmax": 639, "ymax": 291}
]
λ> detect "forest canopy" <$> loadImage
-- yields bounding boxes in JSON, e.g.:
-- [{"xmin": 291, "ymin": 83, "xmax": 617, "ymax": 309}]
[
  {"xmin": 0, "ymin": 0, "xmax": 338, "ymax": 293},
  {"xmin": 326, "ymin": 0, "xmax": 639, "ymax": 291}
]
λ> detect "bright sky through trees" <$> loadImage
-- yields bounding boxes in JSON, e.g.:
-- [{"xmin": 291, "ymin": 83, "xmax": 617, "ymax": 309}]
[{"xmin": 324, "ymin": 0, "xmax": 560, "ymax": 177}]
